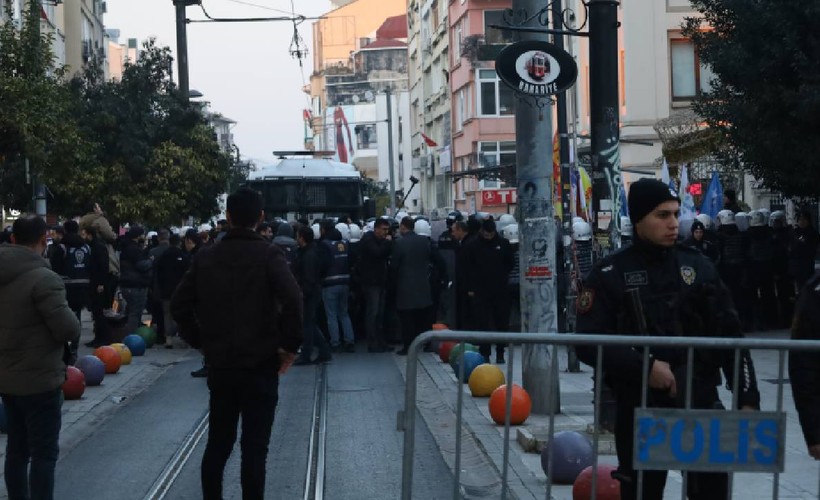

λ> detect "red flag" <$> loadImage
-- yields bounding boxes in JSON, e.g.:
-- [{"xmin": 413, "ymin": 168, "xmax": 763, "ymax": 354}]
[{"xmin": 420, "ymin": 132, "xmax": 438, "ymax": 148}]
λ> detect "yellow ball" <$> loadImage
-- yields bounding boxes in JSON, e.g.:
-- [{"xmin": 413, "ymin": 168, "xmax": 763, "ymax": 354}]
[
  {"xmin": 110, "ymin": 343, "xmax": 132, "ymax": 365},
  {"xmin": 468, "ymin": 363, "xmax": 506, "ymax": 397}
]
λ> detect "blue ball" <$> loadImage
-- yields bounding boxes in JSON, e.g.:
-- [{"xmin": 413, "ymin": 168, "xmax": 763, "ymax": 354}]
[
  {"xmin": 75, "ymin": 355, "xmax": 106, "ymax": 386},
  {"xmin": 540, "ymin": 431, "xmax": 595, "ymax": 484},
  {"xmin": 123, "ymin": 334, "xmax": 146, "ymax": 356},
  {"xmin": 452, "ymin": 351, "xmax": 486, "ymax": 383}
]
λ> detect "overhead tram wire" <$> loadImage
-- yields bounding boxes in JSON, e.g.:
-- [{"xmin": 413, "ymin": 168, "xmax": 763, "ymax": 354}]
[
  {"xmin": 189, "ymin": 2, "xmax": 323, "ymax": 23},
  {"xmin": 220, "ymin": 0, "xmax": 296, "ymax": 15}
]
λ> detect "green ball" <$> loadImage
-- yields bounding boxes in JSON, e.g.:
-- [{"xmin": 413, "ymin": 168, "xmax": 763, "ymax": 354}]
[
  {"xmin": 135, "ymin": 326, "xmax": 157, "ymax": 348},
  {"xmin": 448, "ymin": 343, "xmax": 478, "ymax": 370}
]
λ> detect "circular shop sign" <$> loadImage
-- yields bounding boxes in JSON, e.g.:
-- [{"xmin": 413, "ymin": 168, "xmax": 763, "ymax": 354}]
[{"xmin": 495, "ymin": 40, "xmax": 578, "ymax": 97}]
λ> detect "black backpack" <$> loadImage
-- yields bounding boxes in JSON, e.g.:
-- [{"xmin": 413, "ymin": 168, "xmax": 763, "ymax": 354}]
[{"xmin": 62, "ymin": 243, "xmax": 91, "ymax": 285}]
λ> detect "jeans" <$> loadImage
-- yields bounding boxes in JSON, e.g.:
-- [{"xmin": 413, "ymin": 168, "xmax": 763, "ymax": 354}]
[
  {"xmin": 322, "ymin": 285, "xmax": 355, "ymax": 346},
  {"xmin": 121, "ymin": 287, "xmax": 148, "ymax": 334},
  {"xmin": 202, "ymin": 369, "xmax": 279, "ymax": 500},
  {"xmin": 2, "ymin": 388, "xmax": 62, "ymax": 500},
  {"xmin": 299, "ymin": 289, "xmax": 331, "ymax": 361},
  {"xmin": 362, "ymin": 285, "xmax": 387, "ymax": 348}
]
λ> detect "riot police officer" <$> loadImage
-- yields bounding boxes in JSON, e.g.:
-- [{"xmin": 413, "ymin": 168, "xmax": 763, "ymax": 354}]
[
  {"xmin": 716, "ymin": 209, "xmax": 749, "ymax": 330},
  {"xmin": 746, "ymin": 210, "xmax": 775, "ymax": 330},
  {"xmin": 576, "ymin": 179, "xmax": 760, "ymax": 500}
]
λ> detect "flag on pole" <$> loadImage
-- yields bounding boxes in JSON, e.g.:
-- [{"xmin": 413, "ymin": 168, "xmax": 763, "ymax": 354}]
[
  {"xmin": 699, "ymin": 171, "xmax": 724, "ymax": 220},
  {"xmin": 578, "ymin": 167, "xmax": 593, "ymax": 221},
  {"xmin": 679, "ymin": 164, "xmax": 697, "ymax": 219},
  {"xmin": 420, "ymin": 132, "xmax": 438, "ymax": 148},
  {"xmin": 619, "ymin": 182, "xmax": 629, "ymax": 218},
  {"xmin": 661, "ymin": 158, "xmax": 677, "ymax": 192},
  {"xmin": 553, "ymin": 131, "xmax": 562, "ymax": 218}
]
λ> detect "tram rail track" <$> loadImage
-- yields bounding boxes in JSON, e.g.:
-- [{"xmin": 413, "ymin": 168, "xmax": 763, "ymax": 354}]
[{"xmin": 304, "ymin": 362, "xmax": 329, "ymax": 500}]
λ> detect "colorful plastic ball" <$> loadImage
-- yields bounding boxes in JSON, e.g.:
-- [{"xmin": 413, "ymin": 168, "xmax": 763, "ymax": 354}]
[
  {"xmin": 541, "ymin": 431, "xmax": 595, "ymax": 484},
  {"xmin": 93, "ymin": 345, "xmax": 122, "ymax": 374},
  {"xmin": 573, "ymin": 464, "xmax": 621, "ymax": 500},
  {"xmin": 448, "ymin": 343, "xmax": 479, "ymax": 370},
  {"xmin": 135, "ymin": 325, "xmax": 157, "ymax": 348},
  {"xmin": 468, "ymin": 363, "xmax": 506, "ymax": 397},
  {"xmin": 439, "ymin": 341, "xmax": 457, "ymax": 363},
  {"xmin": 488, "ymin": 384, "xmax": 532, "ymax": 425},
  {"xmin": 123, "ymin": 334, "xmax": 146, "ymax": 356},
  {"xmin": 110, "ymin": 343, "xmax": 132, "ymax": 365},
  {"xmin": 62, "ymin": 366, "xmax": 86, "ymax": 400},
  {"xmin": 452, "ymin": 351, "xmax": 485, "ymax": 382},
  {"xmin": 75, "ymin": 355, "xmax": 105, "ymax": 386}
]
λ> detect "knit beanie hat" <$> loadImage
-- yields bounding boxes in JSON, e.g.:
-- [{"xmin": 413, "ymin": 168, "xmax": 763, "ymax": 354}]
[
  {"xmin": 627, "ymin": 178, "xmax": 680, "ymax": 224},
  {"xmin": 691, "ymin": 220, "xmax": 705, "ymax": 234}
]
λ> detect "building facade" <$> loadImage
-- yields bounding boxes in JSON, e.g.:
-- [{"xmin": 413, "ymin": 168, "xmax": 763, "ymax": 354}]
[
  {"xmin": 407, "ymin": 0, "xmax": 451, "ymax": 216},
  {"xmin": 62, "ymin": 0, "xmax": 107, "ymax": 77}
]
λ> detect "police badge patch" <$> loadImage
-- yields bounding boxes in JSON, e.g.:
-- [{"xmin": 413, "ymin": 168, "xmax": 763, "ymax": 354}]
[
  {"xmin": 680, "ymin": 266, "xmax": 696, "ymax": 285},
  {"xmin": 577, "ymin": 289, "xmax": 595, "ymax": 313}
]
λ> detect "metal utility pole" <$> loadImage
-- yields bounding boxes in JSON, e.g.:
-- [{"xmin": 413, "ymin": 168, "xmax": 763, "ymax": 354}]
[
  {"xmin": 514, "ymin": 0, "xmax": 560, "ymax": 414},
  {"xmin": 386, "ymin": 87, "xmax": 397, "ymax": 215},
  {"xmin": 173, "ymin": 0, "xmax": 200, "ymax": 100},
  {"xmin": 588, "ymin": 0, "xmax": 622, "ymax": 248}
]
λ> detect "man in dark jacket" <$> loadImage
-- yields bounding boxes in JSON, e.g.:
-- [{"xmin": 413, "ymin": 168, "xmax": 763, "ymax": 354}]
[
  {"xmin": 576, "ymin": 179, "xmax": 760, "ymax": 500},
  {"xmin": 461, "ymin": 219, "xmax": 514, "ymax": 363},
  {"xmin": 0, "ymin": 215, "xmax": 80, "ymax": 500},
  {"xmin": 357, "ymin": 218, "xmax": 393, "ymax": 352},
  {"xmin": 293, "ymin": 225, "xmax": 332, "ymax": 365},
  {"xmin": 149, "ymin": 229, "xmax": 171, "ymax": 345},
  {"xmin": 171, "ymin": 188, "xmax": 303, "ymax": 500},
  {"xmin": 790, "ymin": 271, "xmax": 820, "ymax": 460},
  {"xmin": 81, "ymin": 225, "xmax": 112, "ymax": 347},
  {"xmin": 119, "ymin": 227, "xmax": 153, "ymax": 334},
  {"xmin": 156, "ymin": 233, "xmax": 189, "ymax": 347},
  {"xmin": 391, "ymin": 217, "xmax": 446, "ymax": 355}
]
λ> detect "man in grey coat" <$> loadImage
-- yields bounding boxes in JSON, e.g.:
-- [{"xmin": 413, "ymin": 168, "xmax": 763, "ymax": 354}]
[
  {"xmin": 0, "ymin": 215, "xmax": 81, "ymax": 500},
  {"xmin": 391, "ymin": 216, "xmax": 446, "ymax": 355}
]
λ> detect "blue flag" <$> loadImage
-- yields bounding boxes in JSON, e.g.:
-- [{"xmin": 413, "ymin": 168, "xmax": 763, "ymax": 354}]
[
  {"xmin": 619, "ymin": 183, "xmax": 629, "ymax": 217},
  {"xmin": 700, "ymin": 171, "xmax": 724, "ymax": 220}
]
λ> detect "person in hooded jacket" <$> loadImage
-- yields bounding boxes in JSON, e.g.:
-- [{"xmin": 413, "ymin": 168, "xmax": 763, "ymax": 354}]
[
  {"xmin": 682, "ymin": 220, "xmax": 718, "ymax": 263},
  {"xmin": 0, "ymin": 215, "xmax": 80, "ymax": 500},
  {"xmin": 272, "ymin": 222, "xmax": 298, "ymax": 272}
]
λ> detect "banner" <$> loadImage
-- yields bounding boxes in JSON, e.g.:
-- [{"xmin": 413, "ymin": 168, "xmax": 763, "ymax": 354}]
[
  {"xmin": 699, "ymin": 171, "xmax": 724, "ymax": 220},
  {"xmin": 553, "ymin": 131, "xmax": 562, "ymax": 218},
  {"xmin": 679, "ymin": 164, "xmax": 697, "ymax": 219}
]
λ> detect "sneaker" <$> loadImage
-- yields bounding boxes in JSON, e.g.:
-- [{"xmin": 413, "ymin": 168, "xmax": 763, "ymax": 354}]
[
  {"xmin": 496, "ymin": 352, "xmax": 506, "ymax": 365},
  {"xmin": 190, "ymin": 366, "xmax": 209, "ymax": 378},
  {"xmin": 342, "ymin": 343, "xmax": 355, "ymax": 353}
]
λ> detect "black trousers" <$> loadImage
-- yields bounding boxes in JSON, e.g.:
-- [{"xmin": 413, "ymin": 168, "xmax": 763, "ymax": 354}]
[
  {"xmin": 613, "ymin": 386, "xmax": 728, "ymax": 500},
  {"xmin": 398, "ymin": 307, "xmax": 432, "ymax": 350},
  {"xmin": 469, "ymin": 294, "xmax": 510, "ymax": 359},
  {"xmin": 202, "ymin": 368, "xmax": 279, "ymax": 500}
]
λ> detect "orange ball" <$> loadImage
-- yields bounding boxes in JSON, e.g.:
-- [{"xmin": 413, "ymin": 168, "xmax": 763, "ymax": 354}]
[
  {"xmin": 438, "ymin": 341, "xmax": 457, "ymax": 363},
  {"xmin": 432, "ymin": 323, "xmax": 450, "ymax": 330},
  {"xmin": 93, "ymin": 345, "xmax": 122, "ymax": 374},
  {"xmin": 488, "ymin": 384, "xmax": 532, "ymax": 425}
]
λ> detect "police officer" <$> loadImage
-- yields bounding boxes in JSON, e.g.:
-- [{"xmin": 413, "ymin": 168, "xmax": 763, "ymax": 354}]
[
  {"xmin": 746, "ymin": 210, "xmax": 775, "ymax": 330},
  {"xmin": 716, "ymin": 209, "xmax": 749, "ymax": 330},
  {"xmin": 682, "ymin": 219, "xmax": 719, "ymax": 263},
  {"xmin": 576, "ymin": 179, "xmax": 760, "ymax": 500}
]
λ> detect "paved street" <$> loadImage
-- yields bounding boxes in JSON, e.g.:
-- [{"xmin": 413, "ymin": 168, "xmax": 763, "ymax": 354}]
[{"xmin": 0, "ymin": 312, "xmax": 817, "ymax": 499}]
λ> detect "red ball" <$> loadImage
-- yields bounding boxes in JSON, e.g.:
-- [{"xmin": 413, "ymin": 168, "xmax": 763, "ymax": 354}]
[
  {"xmin": 438, "ymin": 341, "xmax": 457, "ymax": 363},
  {"xmin": 62, "ymin": 366, "xmax": 86, "ymax": 400},
  {"xmin": 488, "ymin": 384, "xmax": 532, "ymax": 425},
  {"xmin": 572, "ymin": 465, "xmax": 621, "ymax": 500},
  {"xmin": 93, "ymin": 345, "xmax": 122, "ymax": 374}
]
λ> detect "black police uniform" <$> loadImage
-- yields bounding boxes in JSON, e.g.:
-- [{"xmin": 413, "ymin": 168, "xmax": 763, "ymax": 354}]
[
  {"xmin": 790, "ymin": 272, "xmax": 820, "ymax": 455},
  {"xmin": 576, "ymin": 237, "xmax": 760, "ymax": 500}
]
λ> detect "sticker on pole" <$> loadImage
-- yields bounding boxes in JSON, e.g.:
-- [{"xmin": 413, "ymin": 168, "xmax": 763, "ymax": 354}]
[
  {"xmin": 634, "ymin": 409, "xmax": 785, "ymax": 472},
  {"xmin": 495, "ymin": 40, "xmax": 578, "ymax": 97}
]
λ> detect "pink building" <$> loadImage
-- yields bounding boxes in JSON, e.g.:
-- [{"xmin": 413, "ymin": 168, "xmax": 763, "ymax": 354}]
[{"xmin": 448, "ymin": 0, "xmax": 516, "ymax": 214}]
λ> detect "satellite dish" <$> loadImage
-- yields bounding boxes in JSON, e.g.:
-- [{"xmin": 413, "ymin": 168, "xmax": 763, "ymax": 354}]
[
  {"xmin": 351, "ymin": 95, "xmax": 360, "ymax": 104},
  {"xmin": 364, "ymin": 90, "xmax": 375, "ymax": 102}
]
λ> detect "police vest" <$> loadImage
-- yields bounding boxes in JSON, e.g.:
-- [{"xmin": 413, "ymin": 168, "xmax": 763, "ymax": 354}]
[
  {"xmin": 62, "ymin": 243, "xmax": 91, "ymax": 286},
  {"xmin": 322, "ymin": 239, "xmax": 350, "ymax": 287}
]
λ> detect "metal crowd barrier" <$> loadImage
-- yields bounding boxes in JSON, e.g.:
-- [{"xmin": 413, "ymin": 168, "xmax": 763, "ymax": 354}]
[{"xmin": 399, "ymin": 331, "xmax": 820, "ymax": 500}]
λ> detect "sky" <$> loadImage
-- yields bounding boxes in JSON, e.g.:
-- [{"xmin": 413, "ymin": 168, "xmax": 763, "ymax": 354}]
[{"xmin": 105, "ymin": 0, "xmax": 332, "ymax": 166}]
